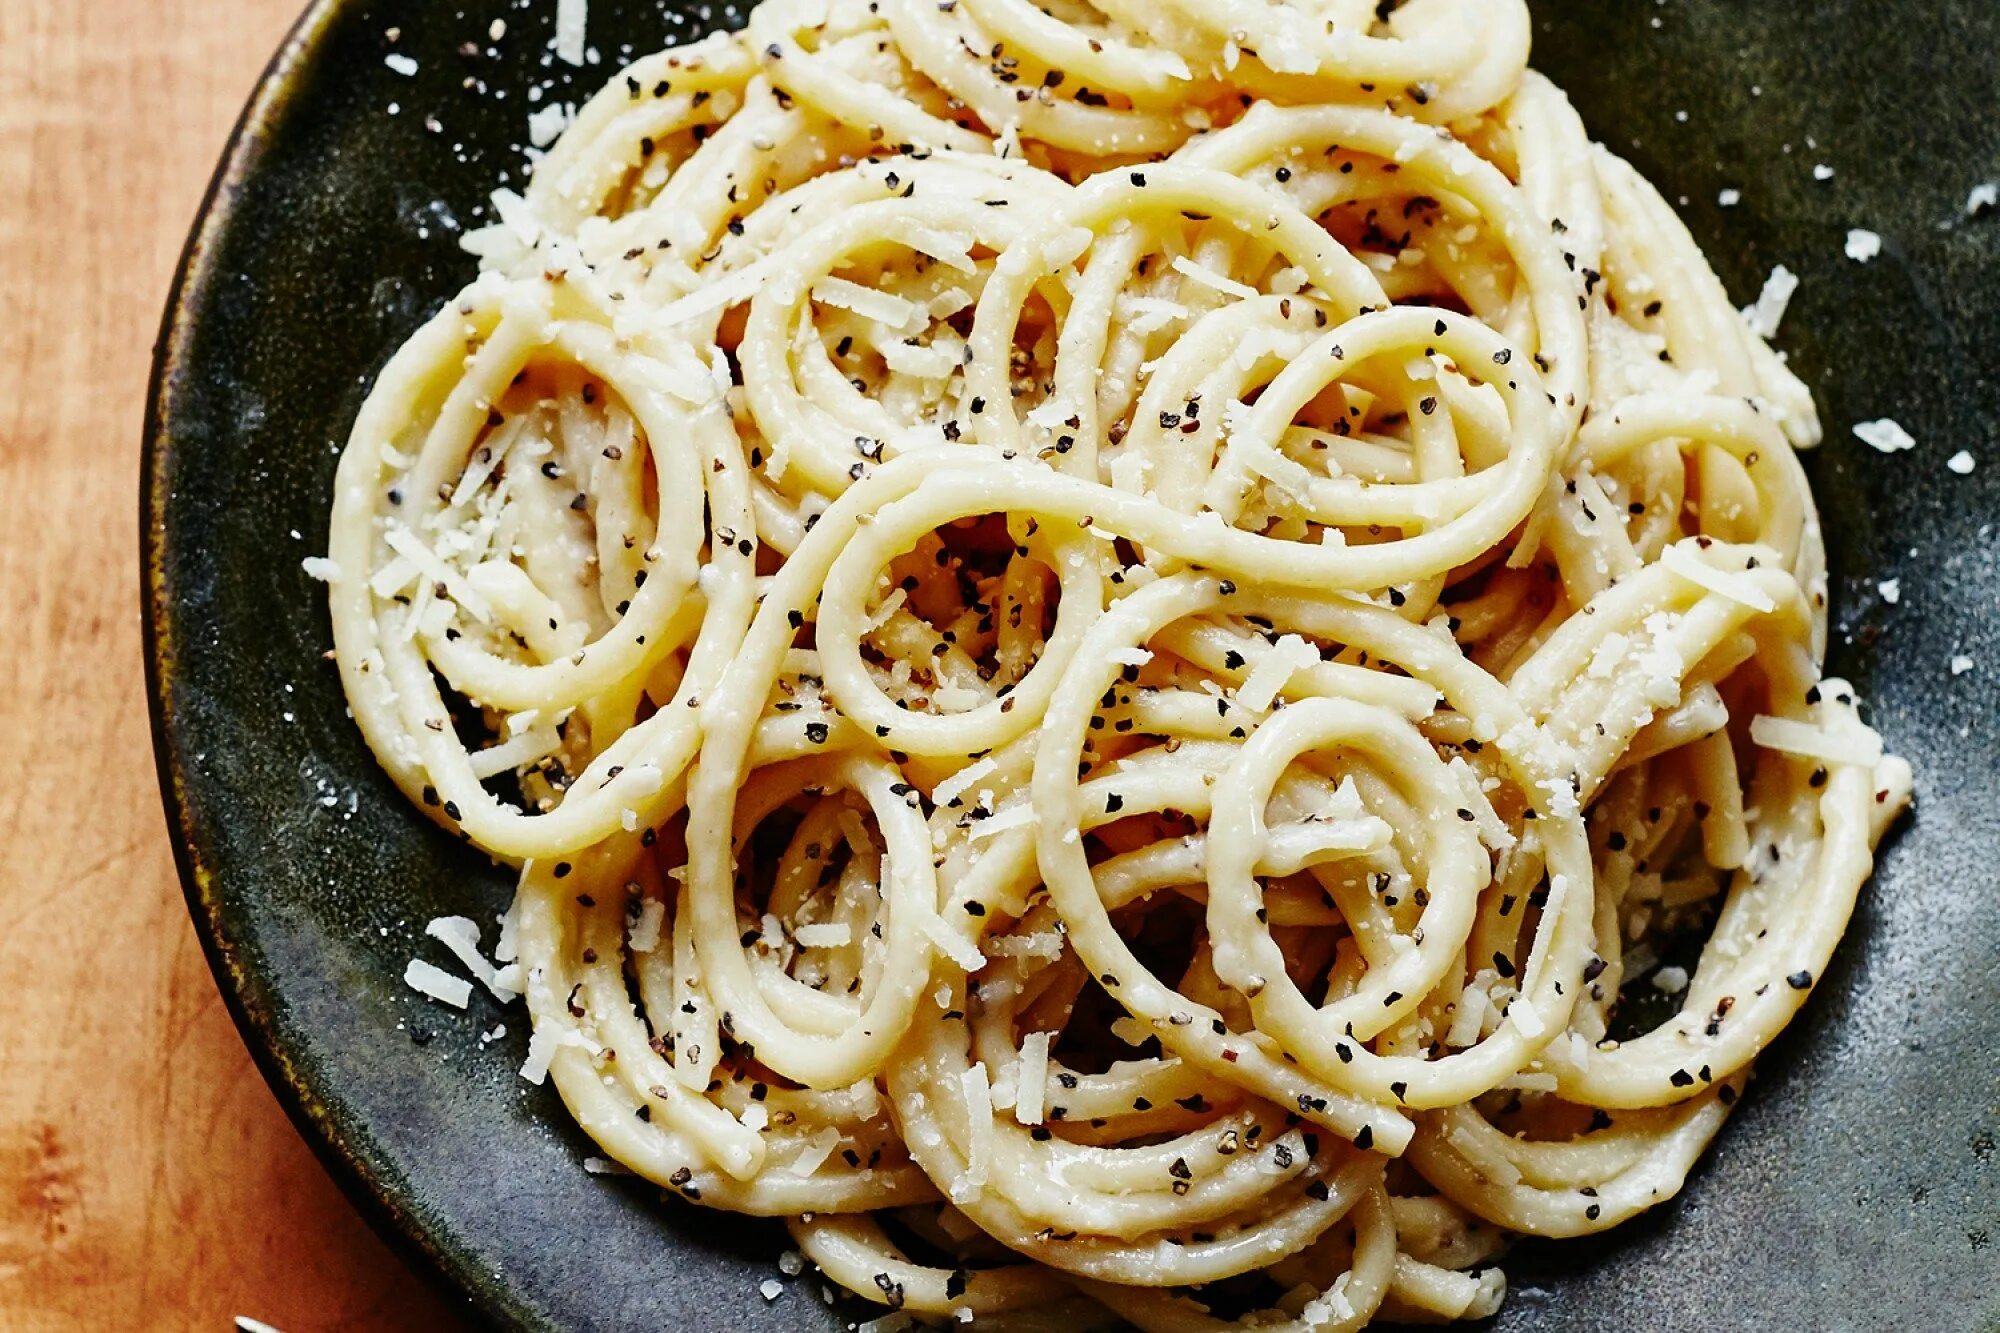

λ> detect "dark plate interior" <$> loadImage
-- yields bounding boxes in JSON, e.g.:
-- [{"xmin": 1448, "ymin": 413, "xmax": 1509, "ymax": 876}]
[{"xmin": 144, "ymin": 1, "xmax": 2000, "ymax": 1328}]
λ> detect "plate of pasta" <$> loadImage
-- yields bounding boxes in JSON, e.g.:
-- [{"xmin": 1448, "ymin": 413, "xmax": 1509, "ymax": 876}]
[{"xmin": 145, "ymin": 0, "xmax": 2000, "ymax": 1328}]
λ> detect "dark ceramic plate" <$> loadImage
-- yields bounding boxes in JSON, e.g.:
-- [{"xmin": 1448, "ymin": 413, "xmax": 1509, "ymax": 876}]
[{"xmin": 144, "ymin": 1, "xmax": 2000, "ymax": 1328}]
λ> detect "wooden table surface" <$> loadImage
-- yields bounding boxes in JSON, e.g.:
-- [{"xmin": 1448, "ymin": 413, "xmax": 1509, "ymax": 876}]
[{"xmin": 0, "ymin": 1, "xmax": 467, "ymax": 1328}]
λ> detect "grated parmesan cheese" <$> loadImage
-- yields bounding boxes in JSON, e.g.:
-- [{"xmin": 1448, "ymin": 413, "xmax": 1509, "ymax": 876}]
[
  {"xmin": 1844, "ymin": 228, "xmax": 1881, "ymax": 263},
  {"xmin": 527, "ymin": 101, "xmax": 572, "ymax": 148},
  {"xmin": 794, "ymin": 922, "xmax": 854, "ymax": 949},
  {"xmin": 383, "ymin": 522, "xmax": 492, "ymax": 622},
  {"xmin": 1444, "ymin": 980, "xmax": 1491, "ymax": 1048},
  {"xmin": 1947, "ymin": 449, "xmax": 1976, "ymax": 475},
  {"xmin": 1235, "ymin": 634, "xmax": 1318, "ymax": 713},
  {"xmin": 932, "ymin": 757, "xmax": 998, "ymax": 809},
  {"xmin": 425, "ymin": 915, "xmax": 518, "ymax": 1001},
  {"xmin": 520, "ymin": 1024, "xmax": 560, "ymax": 1084},
  {"xmin": 554, "ymin": 0, "xmax": 588, "ymax": 65},
  {"xmin": 403, "ymin": 958, "xmax": 472, "ymax": 1008},
  {"xmin": 1741, "ymin": 264, "xmax": 1798, "ymax": 339},
  {"xmin": 628, "ymin": 898, "xmax": 666, "ymax": 953},
  {"xmin": 880, "ymin": 339, "xmax": 959, "ymax": 379},
  {"xmin": 1659, "ymin": 543, "xmax": 1777, "ymax": 612},
  {"xmin": 906, "ymin": 227, "xmax": 977, "ymax": 274},
  {"xmin": 923, "ymin": 914, "xmax": 986, "ymax": 972},
  {"xmin": 954, "ymin": 1065, "xmax": 994, "ymax": 1202},
  {"xmin": 812, "ymin": 277, "xmax": 919, "ymax": 331},
  {"xmin": 789, "ymin": 1126, "xmax": 842, "ymax": 1177},
  {"xmin": 468, "ymin": 720, "xmax": 563, "ymax": 780},
  {"xmin": 1015, "ymin": 1031, "xmax": 1052, "ymax": 1126},
  {"xmin": 1124, "ymin": 296, "xmax": 1190, "ymax": 335},
  {"xmin": 1853, "ymin": 418, "xmax": 1915, "ymax": 453},
  {"xmin": 301, "ymin": 555, "xmax": 342, "ymax": 584},
  {"xmin": 1171, "ymin": 254, "xmax": 1258, "ymax": 299},
  {"xmin": 1508, "ymin": 998, "xmax": 1546, "ymax": 1039},
  {"xmin": 1750, "ymin": 714, "xmax": 1884, "ymax": 767},
  {"xmin": 966, "ymin": 800, "xmax": 1036, "ymax": 841}
]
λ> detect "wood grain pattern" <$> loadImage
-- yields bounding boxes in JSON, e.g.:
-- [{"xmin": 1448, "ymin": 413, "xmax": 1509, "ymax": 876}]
[{"xmin": 0, "ymin": 1, "xmax": 465, "ymax": 1327}]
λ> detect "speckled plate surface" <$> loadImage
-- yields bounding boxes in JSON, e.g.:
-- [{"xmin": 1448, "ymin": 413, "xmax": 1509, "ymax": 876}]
[{"xmin": 144, "ymin": 2, "xmax": 2000, "ymax": 1328}]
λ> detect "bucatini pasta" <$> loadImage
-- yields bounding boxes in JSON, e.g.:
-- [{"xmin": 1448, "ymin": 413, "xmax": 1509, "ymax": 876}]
[{"xmin": 317, "ymin": 1, "xmax": 1910, "ymax": 1324}]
